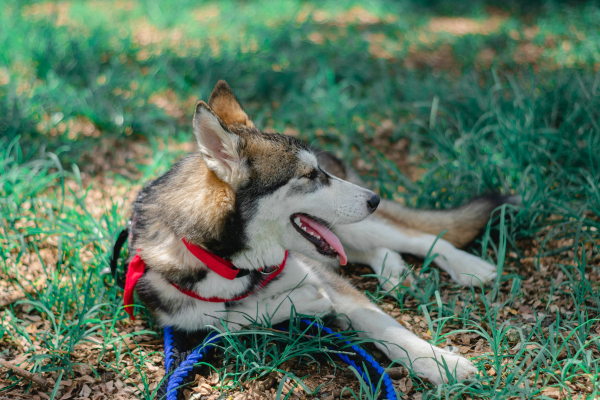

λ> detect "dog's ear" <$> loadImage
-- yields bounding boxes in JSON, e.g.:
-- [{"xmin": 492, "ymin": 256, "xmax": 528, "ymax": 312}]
[
  {"xmin": 208, "ymin": 80, "xmax": 254, "ymax": 128},
  {"xmin": 193, "ymin": 101, "xmax": 246, "ymax": 186}
]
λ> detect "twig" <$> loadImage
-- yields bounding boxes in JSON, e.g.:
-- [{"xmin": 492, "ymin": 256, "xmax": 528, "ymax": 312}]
[{"xmin": 0, "ymin": 358, "xmax": 48, "ymax": 388}]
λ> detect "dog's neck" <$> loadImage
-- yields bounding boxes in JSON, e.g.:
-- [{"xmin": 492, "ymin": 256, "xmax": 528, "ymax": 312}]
[{"xmin": 152, "ymin": 154, "xmax": 286, "ymax": 270}]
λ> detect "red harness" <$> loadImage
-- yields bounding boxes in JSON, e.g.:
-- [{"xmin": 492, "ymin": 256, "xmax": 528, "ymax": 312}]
[{"xmin": 123, "ymin": 240, "xmax": 287, "ymax": 320}]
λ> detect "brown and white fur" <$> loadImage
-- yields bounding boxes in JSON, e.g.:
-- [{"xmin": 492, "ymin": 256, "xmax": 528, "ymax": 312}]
[{"xmin": 127, "ymin": 80, "xmax": 515, "ymax": 386}]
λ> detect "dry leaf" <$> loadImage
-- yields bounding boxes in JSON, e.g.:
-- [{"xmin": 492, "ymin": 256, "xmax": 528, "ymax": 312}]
[
  {"xmin": 541, "ymin": 387, "xmax": 562, "ymax": 399},
  {"xmin": 59, "ymin": 385, "xmax": 76, "ymax": 400},
  {"xmin": 396, "ymin": 377, "xmax": 413, "ymax": 393},
  {"xmin": 192, "ymin": 382, "xmax": 212, "ymax": 395},
  {"xmin": 474, "ymin": 339, "xmax": 485, "ymax": 352},
  {"xmin": 80, "ymin": 384, "xmax": 92, "ymax": 398},
  {"xmin": 461, "ymin": 333, "xmax": 471, "ymax": 345},
  {"xmin": 233, "ymin": 393, "xmax": 246, "ymax": 400}
]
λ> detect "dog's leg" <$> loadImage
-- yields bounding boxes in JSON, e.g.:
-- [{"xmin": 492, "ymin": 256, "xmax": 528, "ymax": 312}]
[
  {"xmin": 345, "ymin": 247, "xmax": 414, "ymax": 293},
  {"xmin": 224, "ymin": 285, "xmax": 334, "ymax": 328},
  {"xmin": 323, "ymin": 272, "xmax": 478, "ymax": 385},
  {"xmin": 334, "ymin": 217, "xmax": 496, "ymax": 286}
]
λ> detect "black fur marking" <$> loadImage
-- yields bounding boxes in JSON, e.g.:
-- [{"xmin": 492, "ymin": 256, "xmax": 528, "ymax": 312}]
[
  {"xmin": 168, "ymin": 269, "xmax": 209, "ymax": 291},
  {"xmin": 201, "ymin": 202, "xmax": 248, "ymax": 259},
  {"xmin": 135, "ymin": 272, "xmax": 173, "ymax": 315}
]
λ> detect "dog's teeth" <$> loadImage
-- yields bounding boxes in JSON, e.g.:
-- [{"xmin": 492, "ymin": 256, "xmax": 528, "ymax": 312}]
[
  {"xmin": 302, "ymin": 227, "xmax": 307, "ymax": 231},
  {"xmin": 294, "ymin": 217, "xmax": 301, "ymax": 226},
  {"xmin": 316, "ymin": 235, "xmax": 321, "ymax": 239}
]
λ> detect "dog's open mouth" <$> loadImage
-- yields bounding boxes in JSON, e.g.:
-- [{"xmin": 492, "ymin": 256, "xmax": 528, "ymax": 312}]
[{"xmin": 290, "ymin": 213, "xmax": 347, "ymax": 265}]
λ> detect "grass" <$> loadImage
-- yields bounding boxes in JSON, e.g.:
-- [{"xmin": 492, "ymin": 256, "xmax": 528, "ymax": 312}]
[{"xmin": 1, "ymin": 0, "xmax": 600, "ymax": 399}]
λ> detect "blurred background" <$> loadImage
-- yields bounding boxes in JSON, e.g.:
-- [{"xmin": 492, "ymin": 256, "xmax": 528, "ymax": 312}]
[{"xmin": 2, "ymin": 0, "xmax": 599, "ymax": 205}]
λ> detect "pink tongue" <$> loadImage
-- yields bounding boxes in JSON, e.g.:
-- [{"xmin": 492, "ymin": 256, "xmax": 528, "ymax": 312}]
[{"xmin": 299, "ymin": 215, "xmax": 347, "ymax": 265}]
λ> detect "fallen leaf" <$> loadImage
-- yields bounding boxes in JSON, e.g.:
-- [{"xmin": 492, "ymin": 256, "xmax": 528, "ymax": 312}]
[
  {"xmin": 541, "ymin": 387, "xmax": 561, "ymax": 399},
  {"xmin": 461, "ymin": 333, "xmax": 471, "ymax": 345},
  {"xmin": 192, "ymin": 382, "xmax": 212, "ymax": 395},
  {"xmin": 474, "ymin": 339, "xmax": 485, "ymax": 352},
  {"xmin": 80, "ymin": 384, "xmax": 92, "ymax": 398},
  {"xmin": 233, "ymin": 393, "xmax": 246, "ymax": 400}
]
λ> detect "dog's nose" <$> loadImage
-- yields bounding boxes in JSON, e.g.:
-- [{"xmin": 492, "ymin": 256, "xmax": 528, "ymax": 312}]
[{"xmin": 367, "ymin": 194, "xmax": 380, "ymax": 212}]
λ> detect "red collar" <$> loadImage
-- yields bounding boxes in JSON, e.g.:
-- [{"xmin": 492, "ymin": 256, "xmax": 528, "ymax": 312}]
[
  {"xmin": 182, "ymin": 239, "xmax": 244, "ymax": 280},
  {"xmin": 123, "ymin": 240, "xmax": 288, "ymax": 320},
  {"xmin": 170, "ymin": 250, "xmax": 287, "ymax": 303}
]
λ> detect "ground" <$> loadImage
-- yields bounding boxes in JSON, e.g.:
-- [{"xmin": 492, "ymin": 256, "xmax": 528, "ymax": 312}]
[{"xmin": 1, "ymin": 0, "xmax": 600, "ymax": 399}]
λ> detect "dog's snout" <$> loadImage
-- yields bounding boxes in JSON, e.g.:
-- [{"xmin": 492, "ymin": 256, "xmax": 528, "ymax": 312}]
[{"xmin": 367, "ymin": 193, "xmax": 380, "ymax": 213}]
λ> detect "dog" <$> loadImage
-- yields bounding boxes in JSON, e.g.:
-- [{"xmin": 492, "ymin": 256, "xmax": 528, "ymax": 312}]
[{"xmin": 125, "ymin": 80, "xmax": 515, "ymax": 386}]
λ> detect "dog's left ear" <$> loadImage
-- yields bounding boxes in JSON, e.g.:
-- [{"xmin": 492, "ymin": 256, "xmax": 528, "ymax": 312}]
[
  {"xmin": 193, "ymin": 101, "xmax": 246, "ymax": 187},
  {"xmin": 208, "ymin": 80, "xmax": 254, "ymax": 128}
]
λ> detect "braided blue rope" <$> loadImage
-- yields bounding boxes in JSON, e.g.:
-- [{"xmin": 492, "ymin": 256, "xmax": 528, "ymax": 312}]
[
  {"xmin": 163, "ymin": 326, "xmax": 175, "ymax": 373},
  {"xmin": 163, "ymin": 329, "xmax": 219, "ymax": 400},
  {"xmin": 300, "ymin": 319, "xmax": 397, "ymax": 400},
  {"xmin": 163, "ymin": 322, "xmax": 397, "ymax": 400}
]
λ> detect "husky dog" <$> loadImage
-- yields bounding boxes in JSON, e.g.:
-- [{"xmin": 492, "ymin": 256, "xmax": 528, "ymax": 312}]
[{"xmin": 127, "ymin": 80, "xmax": 512, "ymax": 385}]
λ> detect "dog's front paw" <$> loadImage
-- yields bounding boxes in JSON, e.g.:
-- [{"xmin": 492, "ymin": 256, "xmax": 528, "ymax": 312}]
[
  {"xmin": 370, "ymin": 248, "xmax": 415, "ymax": 296},
  {"xmin": 413, "ymin": 349, "xmax": 478, "ymax": 385},
  {"xmin": 436, "ymin": 250, "xmax": 496, "ymax": 287},
  {"xmin": 379, "ymin": 270, "xmax": 415, "ymax": 297}
]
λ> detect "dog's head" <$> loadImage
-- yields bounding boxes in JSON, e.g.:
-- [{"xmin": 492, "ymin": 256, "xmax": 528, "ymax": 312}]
[{"xmin": 192, "ymin": 81, "xmax": 379, "ymax": 269}]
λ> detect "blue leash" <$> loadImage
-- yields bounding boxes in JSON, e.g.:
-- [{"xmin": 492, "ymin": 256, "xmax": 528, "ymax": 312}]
[
  {"xmin": 161, "ymin": 322, "xmax": 397, "ymax": 400},
  {"xmin": 162, "ymin": 326, "xmax": 220, "ymax": 400},
  {"xmin": 299, "ymin": 319, "xmax": 397, "ymax": 400}
]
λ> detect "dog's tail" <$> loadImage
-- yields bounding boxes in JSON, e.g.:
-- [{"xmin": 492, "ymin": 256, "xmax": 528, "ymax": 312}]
[{"xmin": 377, "ymin": 194, "xmax": 521, "ymax": 248}]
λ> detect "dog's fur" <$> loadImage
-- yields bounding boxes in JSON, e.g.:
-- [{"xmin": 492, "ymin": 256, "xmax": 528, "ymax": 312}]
[{"xmin": 128, "ymin": 81, "xmax": 518, "ymax": 385}]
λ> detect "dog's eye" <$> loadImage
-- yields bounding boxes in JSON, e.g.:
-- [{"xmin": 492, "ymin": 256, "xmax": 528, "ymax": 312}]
[{"xmin": 303, "ymin": 169, "xmax": 318, "ymax": 180}]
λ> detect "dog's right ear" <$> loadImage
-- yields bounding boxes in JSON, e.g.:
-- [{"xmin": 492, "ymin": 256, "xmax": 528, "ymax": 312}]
[
  {"xmin": 208, "ymin": 80, "xmax": 254, "ymax": 128},
  {"xmin": 193, "ymin": 101, "xmax": 246, "ymax": 187}
]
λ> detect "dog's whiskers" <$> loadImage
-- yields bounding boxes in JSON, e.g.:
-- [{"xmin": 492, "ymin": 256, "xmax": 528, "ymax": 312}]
[{"xmin": 327, "ymin": 214, "xmax": 342, "ymax": 230}]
